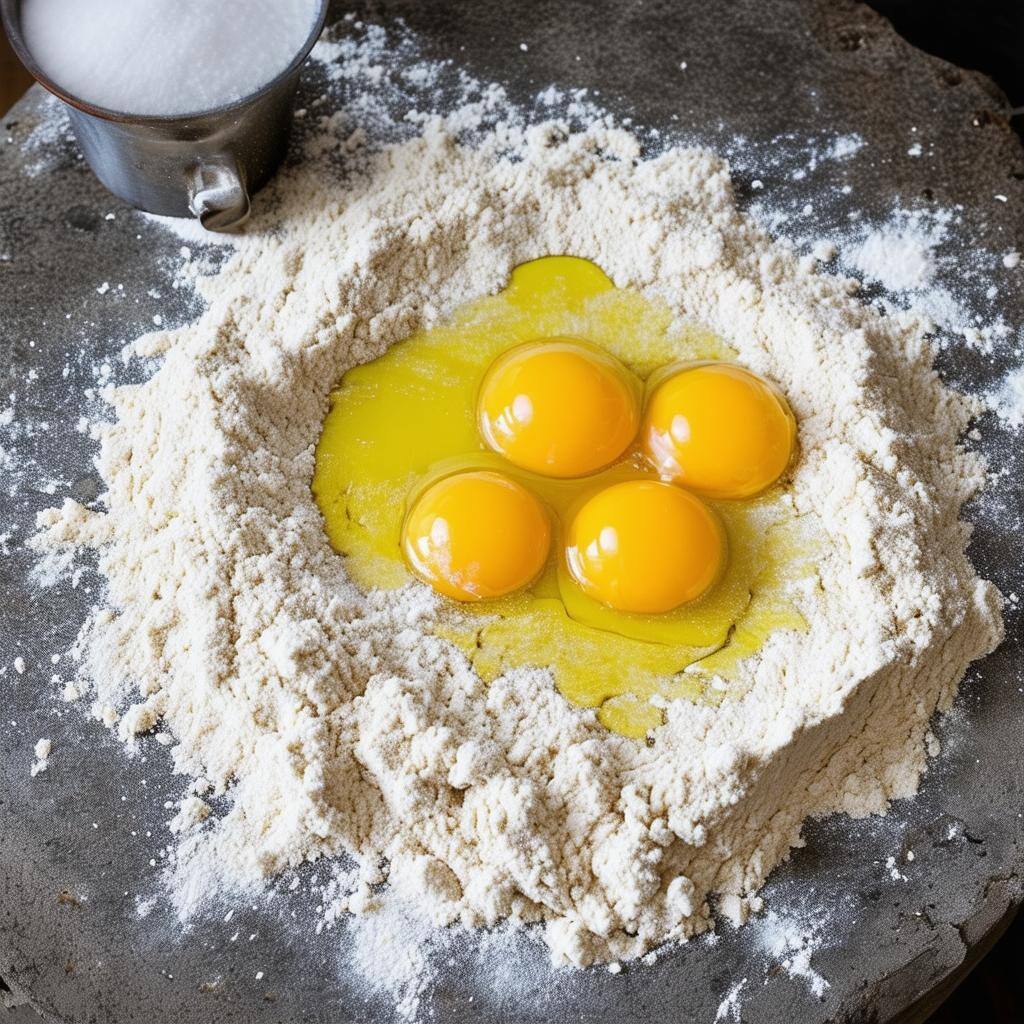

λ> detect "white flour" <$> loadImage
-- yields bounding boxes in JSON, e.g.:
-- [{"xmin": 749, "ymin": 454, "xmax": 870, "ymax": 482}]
[
  {"xmin": 841, "ymin": 208, "xmax": 1014, "ymax": 354},
  {"xmin": 746, "ymin": 177, "xmax": 1019, "ymax": 361},
  {"xmin": 849, "ymin": 213, "xmax": 945, "ymax": 291},
  {"xmin": 714, "ymin": 978, "xmax": 747, "ymax": 1022},
  {"xmin": 988, "ymin": 366, "xmax": 1024, "ymax": 429},
  {"xmin": 754, "ymin": 911, "xmax": 830, "ymax": 997},
  {"xmin": 27, "ymin": 14, "xmax": 1007, "ymax": 993},
  {"xmin": 30, "ymin": 736, "xmax": 51, "ymax": 777}
]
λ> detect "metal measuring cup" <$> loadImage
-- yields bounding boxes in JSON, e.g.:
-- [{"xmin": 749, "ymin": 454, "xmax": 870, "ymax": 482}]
[{"xmin": 1, "ymin": 0, "xmax": 329, "ymax": 231}]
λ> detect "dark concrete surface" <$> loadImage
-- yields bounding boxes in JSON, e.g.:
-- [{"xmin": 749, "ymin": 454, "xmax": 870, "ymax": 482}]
[
  {"xmin": 867, "ymin": 0, "xmax": 1024, "ymax": 128},
  {"xmin": 1, "ymin": 2, "xmax": 1022, "ymax": 1022}
]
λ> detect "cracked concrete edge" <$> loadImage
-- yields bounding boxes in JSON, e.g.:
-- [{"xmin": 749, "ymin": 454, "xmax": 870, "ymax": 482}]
[
  {"xmin": 958, "ymin": 873, "xmax": 1021, "ymax": 948},
  {"xmin": 834, "ymin": 873, "xmax": 1022, "ymax": 1024},
  {"xmin": 895, "ymin": 900, "xmax": 1021, "ymax": 1024},
  {"xmin": 0, "ymin": 964, "xmax": 53, "ymax": 1024},
  {"xmin": 810, "ymin": 1, "xmax": 1022, "ymax": 138},
  {"xmin": 0, "ymin": 972, "xmax": 31, "ymax": 1010}
]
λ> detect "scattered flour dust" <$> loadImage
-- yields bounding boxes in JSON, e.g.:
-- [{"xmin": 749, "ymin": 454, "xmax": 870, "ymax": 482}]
[
  {"xmin": 715, "ymin": 977, "xmax": 747, "ymax": 1022},
  {"xmin": 29, "ymin": 13, "xmax": 1006, "ymax": 998},
  {"xmin": 347, "ymin": 893, "xmax": 441, "ymax": 1021},
  {"xmin": 840, "ymin": 209, "xmax": 1015, "ymax": 356},
  {"xmin": 754, "ymin": 910, "xmax": 831, "ymax": 998},
  {"xmin": 988, "ymin": 366, "xmax": 1024, "ymax": 430}
]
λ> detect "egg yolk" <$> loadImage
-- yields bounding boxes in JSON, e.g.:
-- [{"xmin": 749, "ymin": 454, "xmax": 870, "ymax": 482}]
[
  {"xmin": 477, "ymin": 339, "xmax": 641, "ymax": 478},
  {"xmin": 641, "ymin": 362, "xmax": 796, "ymax": 499},
  {"xmin": 402, "ymin": 470, "xmax": 551, "ymax": 602},
  {"xmin": 565, "ymin": 480, "xmax": 725, "ymax": 614}
]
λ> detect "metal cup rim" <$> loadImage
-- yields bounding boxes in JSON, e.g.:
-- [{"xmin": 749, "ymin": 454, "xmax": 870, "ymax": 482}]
[{"xmin": 0, "ymin": 0, "xmax": 330, "ymax": 124}]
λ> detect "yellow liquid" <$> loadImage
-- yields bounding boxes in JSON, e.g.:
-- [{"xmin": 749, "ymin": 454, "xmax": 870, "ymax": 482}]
[{"xmin": 313, "ymin": 256, "xmax": 815, "ymax": 738}]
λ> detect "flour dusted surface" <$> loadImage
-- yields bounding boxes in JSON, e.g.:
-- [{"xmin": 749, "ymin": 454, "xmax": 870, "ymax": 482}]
[{"xmin": 35, "ymin": 113, "xmax": 1003, "ymax": 967}]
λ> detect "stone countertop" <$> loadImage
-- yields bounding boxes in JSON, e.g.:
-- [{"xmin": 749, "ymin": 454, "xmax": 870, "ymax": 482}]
[{"xmin": 1, "ymin": 2, "xmax": 1021, "ymax": 1022}]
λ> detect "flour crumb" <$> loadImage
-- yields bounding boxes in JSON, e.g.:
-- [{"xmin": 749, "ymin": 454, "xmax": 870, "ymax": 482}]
[
  {"xmin": 169, "ymin": 796, "xmax": 212, "ymax": 835},
  {"xmin": 829, "ymin": 134, "xmax": 863, "ymax": 159},
  {"xmin": 885, "ymin": 855, "xmax": 908, "ymax": 882},
  {"xmin": 811, "ymin": 239, "xmax": 837, "ymax": 262},
  {"xmin": 31, "ymin": 737, "xmax": 52, "ymax": 777},
  {"xmin": 92, "ymin": 702, "xmax": 120, "ymax": 728}
]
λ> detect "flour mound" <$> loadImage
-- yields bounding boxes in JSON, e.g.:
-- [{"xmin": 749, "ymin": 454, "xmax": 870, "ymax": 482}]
[{"xmin": 35, "ymin": 119, "xmax": 1003, "ymax": 966}]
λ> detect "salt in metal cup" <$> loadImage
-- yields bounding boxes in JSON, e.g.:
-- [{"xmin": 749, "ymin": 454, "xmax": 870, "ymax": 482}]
[{"xmin": 1, "ymin": 0, "xmax": 329, "ymax": 231}]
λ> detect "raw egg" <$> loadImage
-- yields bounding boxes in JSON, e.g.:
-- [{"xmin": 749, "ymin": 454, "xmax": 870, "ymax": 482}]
[
  {"xmin": 477, "ymin": 339, "xmax": 641, "ymax": 477},
  {"xmin": 566, "ymin": 480, "xmax": 725, "ymax": 614},
  {"xmin": 312, "ymin": 256, "xmax": 812, "ymax": 738},
  {"xmin": 642, "ymin": 362, "xmax": 796, "ymax": 499},
  {"xmin": 402, "ymin": 470, "xmax": 551, "ymax": 602}
]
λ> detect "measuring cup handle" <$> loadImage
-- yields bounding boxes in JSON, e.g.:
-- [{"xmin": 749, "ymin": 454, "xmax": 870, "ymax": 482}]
[{"xmin": 187, "ymin": 158, "xmax": 251, "ymax": 232}]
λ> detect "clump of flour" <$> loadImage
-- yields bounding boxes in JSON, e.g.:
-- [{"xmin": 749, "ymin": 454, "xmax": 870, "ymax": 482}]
[
  {"xmin": 849, "ymin": 211, "xmax": 946, "ymax": 291},
  {"xmin": 31, "ymin": 16, "xmax": 1005, "ymax": 985},
  {"xmin": 31, "ymin": 737, "xmax": 52, "ymax": 777}
]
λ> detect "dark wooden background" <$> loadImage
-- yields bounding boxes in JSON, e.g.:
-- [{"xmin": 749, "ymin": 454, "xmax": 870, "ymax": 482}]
[
  {"xmin": 0, "ymin": 7, "xmax": 1020, "ymax": 1023},
  {"xmin": 0, "ymin": 26, "xmax": 29, "ymax": 111}
]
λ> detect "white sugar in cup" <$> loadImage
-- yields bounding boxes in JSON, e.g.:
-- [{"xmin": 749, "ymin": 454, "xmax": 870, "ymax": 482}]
[
  {"xmin": 20, "ymin": 0, "xmax": 323, "ymax": 117},
  {"xmin": 3, "ymin": 0, "xmax": 328, "ymax": 230}
]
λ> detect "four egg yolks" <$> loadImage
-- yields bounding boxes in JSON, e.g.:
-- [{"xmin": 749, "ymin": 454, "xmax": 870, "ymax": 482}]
[
  {"xmin": 399, "ymin": 339, "xmax": 792, "ymax": 615},
  {"xmin": 402, "ymin": 471, "xmax": 551, "ymax": 602},
  {"xmin": 477, "ymin": 339, "xmax": 641, "ymax": 478},
  {"xmin": 566, "ymin": 480, "xmax": 726, "ymax": 614},
  {"xmin": 642, "ymin": 362, "xmax": 796, "ymax": 500},
  {"xmin": 312, "ymin": 255, "xmax": 815, "ymax": 739}
]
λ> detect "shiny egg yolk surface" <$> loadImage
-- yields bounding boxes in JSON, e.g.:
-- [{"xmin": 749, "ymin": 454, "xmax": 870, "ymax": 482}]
[
  {"xmin": 313, "ymin": 256, "xmax": 815, "ymax": 738},
  {"xmin": 402, "ymin": 470, "xmax": 551, "ymax": 601},
  {"xmin": 566, "ymin": 480, "xmax": 725, "ymax": 614},
  {"xmin": 477, "ymin": 339, "xmax": 641, "ymax": 478},
  {"xmin": 642, "ymin": 362, "xmax": 797, "ymax": 499}
]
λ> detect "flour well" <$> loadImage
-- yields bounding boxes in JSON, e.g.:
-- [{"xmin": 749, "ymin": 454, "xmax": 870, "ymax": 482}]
[{"xmin": 32, "ymin": 33, "xmax": 1004, "ymax": 978}]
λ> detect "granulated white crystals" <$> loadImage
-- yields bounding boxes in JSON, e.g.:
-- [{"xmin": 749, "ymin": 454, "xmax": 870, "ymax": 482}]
[{"xmin": 34, "ymin": 113, "xmax": 1003, "ymax": 968}]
